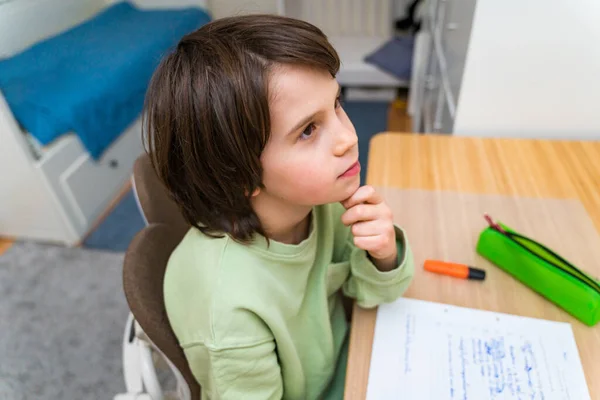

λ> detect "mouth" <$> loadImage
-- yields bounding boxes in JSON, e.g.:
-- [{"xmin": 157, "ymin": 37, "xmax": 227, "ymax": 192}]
[{"xmin": 339, "ymin": 161, "xmax": 361, "ymax": 178}]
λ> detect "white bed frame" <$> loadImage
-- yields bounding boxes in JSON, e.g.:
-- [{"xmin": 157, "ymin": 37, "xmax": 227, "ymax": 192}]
[{"xmin": 0, "ymin": 0, "xmax": 208, "ymax": 246}]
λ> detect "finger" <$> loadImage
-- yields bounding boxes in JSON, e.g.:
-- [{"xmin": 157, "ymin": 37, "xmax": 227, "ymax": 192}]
[
  {"xmin": 341, "ymin": 204, "xmax": 381, "ymax": 226},
  {"xmin": 353, "ymin": 234, "xmax": 389, "ymax": 254},
  {"xmin": 341, "ymin": 185, "xmax": 382, "ymax": 209},
  {"xmin": 350, "ymin": 220, "xmax": 386, "ymax": 237}
]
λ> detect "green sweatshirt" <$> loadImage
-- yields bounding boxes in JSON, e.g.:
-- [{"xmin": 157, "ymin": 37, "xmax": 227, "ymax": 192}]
[{"xmin": 164, "ymin": 202, "xmax": 414, "ymax": 399}]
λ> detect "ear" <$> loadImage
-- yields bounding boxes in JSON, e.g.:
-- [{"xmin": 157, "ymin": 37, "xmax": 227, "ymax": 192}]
[{"xmin": 245, "ymin": 187, "xmax": 261, "ymax": 197}]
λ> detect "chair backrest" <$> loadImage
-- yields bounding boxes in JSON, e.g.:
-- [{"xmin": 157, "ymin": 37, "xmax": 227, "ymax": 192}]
[
  {"xmin": 123, "ymin": 223, "xmax": 201, "ymax": 399},
  {"xmin": 132, "ymin": 153, "xmax": 189, "ymax": 235}
]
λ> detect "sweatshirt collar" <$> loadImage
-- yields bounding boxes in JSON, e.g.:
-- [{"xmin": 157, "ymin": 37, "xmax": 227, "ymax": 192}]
[{"xmin": 248, "ymin": 210, "xmax": 317, "ymax": 257}]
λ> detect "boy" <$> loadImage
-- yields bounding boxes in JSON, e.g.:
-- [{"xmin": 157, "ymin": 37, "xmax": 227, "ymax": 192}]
[{"xmin": 145, "ymin": 14, "xmax": 414, "ymax": 399}]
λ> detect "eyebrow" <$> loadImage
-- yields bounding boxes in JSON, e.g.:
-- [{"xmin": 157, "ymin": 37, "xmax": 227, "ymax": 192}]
[{"xmin": 286, "ymin": 83, "xmax": 341, "ymax": 136}]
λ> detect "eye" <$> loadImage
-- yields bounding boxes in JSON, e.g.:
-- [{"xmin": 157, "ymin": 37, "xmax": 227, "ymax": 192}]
[
  {"xmin": 300, "ymin": 122, "xmax": 316, "ymax": 140},
  {"xmin": 335, "ymin": 95, "xmax": 342, "ymax": 109}
]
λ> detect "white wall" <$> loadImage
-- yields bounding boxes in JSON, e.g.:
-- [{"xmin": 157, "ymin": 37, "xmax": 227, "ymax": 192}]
[
  {"xmin": 208, "ymin": 0, "xmax": 279, "ymax": 19},
  {"xmin": 0, "ymin": 0, "xmax": 105, "ymax": 57},
  {"xmin": 129, "ymin": 0, "xmax": 208, "ymax": 8},
  {"xmin": 454, "ymin": 0, "xmax": 600, "ymax": 140}
]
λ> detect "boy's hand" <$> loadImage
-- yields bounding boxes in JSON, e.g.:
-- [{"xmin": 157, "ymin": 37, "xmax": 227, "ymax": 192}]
[{"xmin": 341, "ymin": 185, "xmax": 398, "ymax": 271}]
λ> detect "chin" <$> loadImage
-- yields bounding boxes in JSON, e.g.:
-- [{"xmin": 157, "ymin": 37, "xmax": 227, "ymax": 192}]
[
  {"xmin": 331, "ymin": 176, "xmax": 361, "ymax": 202},
  {"xmin": 296, "ymin": 176, "xmax": 361, "ymax": 206}
]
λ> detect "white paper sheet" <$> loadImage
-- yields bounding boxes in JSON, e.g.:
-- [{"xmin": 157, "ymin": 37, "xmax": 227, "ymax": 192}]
[{"xmin": 366, "ymin": 298, "xmax": 590, "ymax": 400}]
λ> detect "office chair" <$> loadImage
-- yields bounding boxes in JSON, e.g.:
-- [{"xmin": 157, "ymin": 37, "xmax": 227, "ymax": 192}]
[
  {"xmin": 115, "ymin": 154, "xmax": 196, "ymax": 400},
  {"xmin": 130, "ymin": 153, "xmax": 188, "ymax": 233},
  {"xmin": 116, "ymin": 223, "xmax": 199, "ymax": 400}
]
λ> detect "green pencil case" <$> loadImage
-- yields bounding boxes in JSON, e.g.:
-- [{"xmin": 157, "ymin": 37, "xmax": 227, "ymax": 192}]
[{"xmin": 475, "ymin": 214, "xmax": 600, "ymax": 326}]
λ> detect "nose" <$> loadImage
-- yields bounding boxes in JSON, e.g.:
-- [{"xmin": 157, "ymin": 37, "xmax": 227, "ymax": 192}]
[{"xmin": 333, "ymin": 120, "xmax": 358, "ymax": 157}]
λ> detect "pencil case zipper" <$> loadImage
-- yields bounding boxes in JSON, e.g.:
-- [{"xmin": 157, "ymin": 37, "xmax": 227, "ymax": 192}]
[{"xmin": 484, "ymin": 214, "xmax": 600, "ymax": 296}]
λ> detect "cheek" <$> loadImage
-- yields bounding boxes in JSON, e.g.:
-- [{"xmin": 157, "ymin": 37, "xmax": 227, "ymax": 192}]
[
  {"xmin": 262, "ymin": 150, "xmax": 334, "ymax": 201},
  {"xmin": 294, "ymin": 164, "xmax": 330, "ymax": 189},
  {"xmin": 269, "ymin": 156, "xmax": 330, "ymax": 187}
]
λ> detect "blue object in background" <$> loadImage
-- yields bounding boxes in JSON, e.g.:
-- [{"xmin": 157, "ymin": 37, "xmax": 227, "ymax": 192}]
[
  {"xmin": 364, "ymin": 36, "xmax": 414, "ymax": 81},
  {"xmin": 84, "ymin": 190, "xmax": 145, "ymax": 252},
  {"xmin": 343, "ymin": 101, "xmax": 390, "ymax": 184},
  {"xmin": 0, "ymin": 1, "xmax": 211, "ymax": 159}
]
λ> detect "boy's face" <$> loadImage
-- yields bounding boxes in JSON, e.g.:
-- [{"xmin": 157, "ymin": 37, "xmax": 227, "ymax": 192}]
[{"xmin": 259, "ymin": 65, "xmax": 360, "ymax": 207}]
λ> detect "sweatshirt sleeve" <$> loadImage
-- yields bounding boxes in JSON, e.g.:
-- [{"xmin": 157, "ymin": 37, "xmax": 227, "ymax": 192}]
[
  {"xmin": 342, "ymin": 225, "xmax": 414, "ymax": 308},
  {"xmin": 183, "ymin": 338, "xmax": 283, "ymax": 400}
]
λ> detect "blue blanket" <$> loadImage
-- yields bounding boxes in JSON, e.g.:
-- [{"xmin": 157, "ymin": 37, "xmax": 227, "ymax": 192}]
[{"xmin": 0, "ymin": 2, "xmax": 211, "ymax": 159}]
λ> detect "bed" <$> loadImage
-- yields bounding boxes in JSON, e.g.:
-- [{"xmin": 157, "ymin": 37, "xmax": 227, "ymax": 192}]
[{"xmin": 0, "ymin": 0, "xmax": 211, "ymax": 245}]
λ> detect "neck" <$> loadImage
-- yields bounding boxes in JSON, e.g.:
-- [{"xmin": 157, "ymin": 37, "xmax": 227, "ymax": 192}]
[{"xmin": 251, "ymin": 194, "xmax": 312, "ymax": 245}]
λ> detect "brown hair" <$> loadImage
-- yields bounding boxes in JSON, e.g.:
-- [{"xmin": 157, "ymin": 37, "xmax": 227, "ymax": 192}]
[{"xmin": 144, "ymin": 14, "xmax": 340, "ymax": 242}]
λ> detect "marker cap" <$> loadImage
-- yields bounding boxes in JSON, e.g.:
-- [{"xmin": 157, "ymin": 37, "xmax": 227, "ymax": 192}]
[{"xmin": 467, "ymin": 267, "xmax": 486, "ymax": 281}]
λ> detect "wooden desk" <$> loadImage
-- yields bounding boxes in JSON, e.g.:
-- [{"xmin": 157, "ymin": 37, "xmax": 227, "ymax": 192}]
[{"xmin": 344, "ymin": 133, "xmax": 600, "ymax": 399}]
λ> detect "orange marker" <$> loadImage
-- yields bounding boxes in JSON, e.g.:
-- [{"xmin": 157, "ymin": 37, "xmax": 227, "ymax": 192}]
[{"xmin": 424, "ymin": 260, "xmax": 486, "ymax": 281}]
